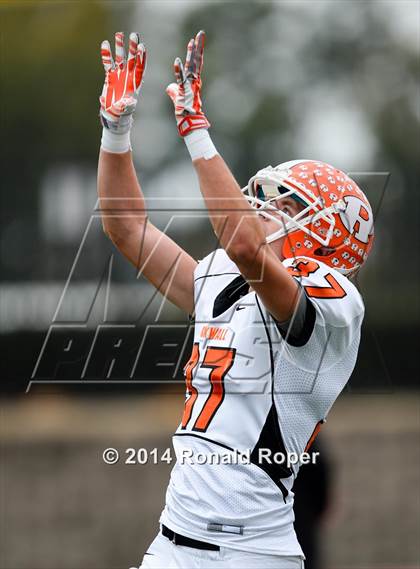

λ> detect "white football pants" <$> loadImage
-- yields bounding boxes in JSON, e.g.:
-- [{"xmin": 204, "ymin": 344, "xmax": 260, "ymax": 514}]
[{"xmin": 135, "ymin": 532, "xmax": 305, "ymax": 569}]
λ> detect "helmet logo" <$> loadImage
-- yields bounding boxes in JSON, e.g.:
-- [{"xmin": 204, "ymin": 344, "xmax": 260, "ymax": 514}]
[{"xmin": 339, "ymin": 196, "xmax": 373, "ymax": 244}]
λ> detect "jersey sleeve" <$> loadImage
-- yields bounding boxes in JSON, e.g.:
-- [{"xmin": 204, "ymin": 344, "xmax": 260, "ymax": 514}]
[{"xmin": 267, "ymin": 257, "xmax": 365, "ymax": 373}]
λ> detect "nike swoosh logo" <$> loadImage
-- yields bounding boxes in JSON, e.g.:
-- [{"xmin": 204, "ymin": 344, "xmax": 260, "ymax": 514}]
[{"xmin": 236, "ymin": 306, "xmax": 246, "ymax": 311}]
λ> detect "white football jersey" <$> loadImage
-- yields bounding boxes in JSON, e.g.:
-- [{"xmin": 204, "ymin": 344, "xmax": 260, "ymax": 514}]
[{"xmin": 160, "ymin": 249, "xmax": 364, "ymax": 556}]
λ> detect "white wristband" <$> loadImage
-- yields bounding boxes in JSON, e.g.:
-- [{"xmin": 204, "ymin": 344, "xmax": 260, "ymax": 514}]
[
  {"xmin": 101, "ymin": 128, "xmax": 131, "ymax": 154},
  {"xmin": 184, "ymin": 129, "xmax": 218, "ymax": 161}
]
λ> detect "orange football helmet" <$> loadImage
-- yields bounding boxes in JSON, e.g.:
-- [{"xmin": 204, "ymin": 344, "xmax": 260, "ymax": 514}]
[{"xmin": 244, "ymin": 159, "xmax": 374, "ymax": 276}]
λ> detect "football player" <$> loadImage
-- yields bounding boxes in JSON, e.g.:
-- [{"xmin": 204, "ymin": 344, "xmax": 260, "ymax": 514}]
[{"xmin": 97, "ymin": 31, "xmax": 374, "ymax": 569}]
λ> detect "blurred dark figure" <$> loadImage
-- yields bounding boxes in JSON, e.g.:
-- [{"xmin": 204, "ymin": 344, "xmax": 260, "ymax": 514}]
[{"xmin": 293, "ymin": 437, "xmax": 332, "ymax": 569}]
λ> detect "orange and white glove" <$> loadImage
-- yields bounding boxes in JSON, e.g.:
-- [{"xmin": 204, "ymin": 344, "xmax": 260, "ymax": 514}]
[
  {"xmin": 166, "ymin": 31, "xmax": 217, "ymax": 161},
  {"xmin": 166, "ymin": 30, "xmax": 211, "ymax": 137},
  {"xmin": 99, "ymin": 32, "xmax": 146, "ymax": 153}
]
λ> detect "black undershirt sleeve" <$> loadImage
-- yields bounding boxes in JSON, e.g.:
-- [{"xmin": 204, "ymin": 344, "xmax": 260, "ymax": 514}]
[{"xmin": 273, "ymin": 285, "xmax": 316, "ymax": 347}]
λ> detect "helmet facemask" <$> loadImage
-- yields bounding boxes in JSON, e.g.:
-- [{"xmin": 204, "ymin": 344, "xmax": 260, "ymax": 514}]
[{"xmin": 243, "ymin": 166, "xmax": 346, "ymax": 249}]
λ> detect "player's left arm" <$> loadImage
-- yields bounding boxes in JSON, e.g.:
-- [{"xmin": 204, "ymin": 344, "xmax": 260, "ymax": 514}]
[{"xmin": 166, "ymin": 31, "xmax": 300, "ymax": 322}]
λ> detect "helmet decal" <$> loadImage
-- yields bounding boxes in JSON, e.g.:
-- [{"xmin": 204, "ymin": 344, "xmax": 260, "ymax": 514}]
[{"xmin": 339, "ymin": 195, "xmax": 373, "ymax": 244}]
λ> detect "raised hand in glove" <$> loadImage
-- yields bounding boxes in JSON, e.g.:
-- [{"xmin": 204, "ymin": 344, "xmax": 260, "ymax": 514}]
[
  {"xmin": 166, "ymin": 30, "xmax": 210, "ymax": 137},
  {"xmin": 99, "ymin": 32, "xmax": 146, "ymax": 136}
]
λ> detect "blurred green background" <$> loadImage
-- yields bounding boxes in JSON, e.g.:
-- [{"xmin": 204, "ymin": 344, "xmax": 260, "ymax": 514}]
[{"xmin": 1, "ymin": 1, "xmax": 419, "ymax": 568}]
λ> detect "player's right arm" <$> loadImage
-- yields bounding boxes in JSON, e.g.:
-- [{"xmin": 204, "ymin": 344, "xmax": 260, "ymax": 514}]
[{"xmin": 97, "ymin": 33, "xmax": 197, "ymax": 314}]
